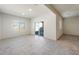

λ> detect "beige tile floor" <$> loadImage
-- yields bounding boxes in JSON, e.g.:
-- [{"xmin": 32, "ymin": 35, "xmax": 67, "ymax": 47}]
[
  {"xmin": 58, "ymin": 34, "xmax": 79, "ymax": 55},
  {"xmin": 0, "ymin": 35, "xmax": 79, "ymax": 55}
]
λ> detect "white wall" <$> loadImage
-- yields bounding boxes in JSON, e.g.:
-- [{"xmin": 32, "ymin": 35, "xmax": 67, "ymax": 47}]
[
  {"xmin": 56, "ymin": 14, "xmax": 63, "ymax": 39},
  {"xmin": 45, "ymin": 5, "xmax": 63, "ymax": 40},
  {"xmin": 0, "ymin": 15, "xmax": 2, "ymax": 40},
  {"xmin": 0, "ymin": 13, "xmax": 31, "ymax": 39},
  {"xmin": 31, "ymin": 12, "xmax": 56, "ymax": 40},
  {"xmin": 64, "ymin": 17, "xmax": 79, "ymax": 36}
]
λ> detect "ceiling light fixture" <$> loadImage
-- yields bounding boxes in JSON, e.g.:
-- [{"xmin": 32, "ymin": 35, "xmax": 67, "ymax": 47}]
[
  {"xmin": 28, "ymin": 8, "xmax": 32, "ymax": 12},
  {"xmin": 22, "ymin": 13, "xmax": 25, "ymax": 15}
]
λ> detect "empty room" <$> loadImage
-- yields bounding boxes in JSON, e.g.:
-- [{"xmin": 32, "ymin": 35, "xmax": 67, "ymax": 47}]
[{"xmin": 0, "ymin": 4, "xmax": 79, "ymax": 55}]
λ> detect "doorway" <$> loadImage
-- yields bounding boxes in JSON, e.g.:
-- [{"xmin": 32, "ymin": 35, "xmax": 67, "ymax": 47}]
[{"xmin": 35, "ymin": 21, "xmax": 44, "ymax": 36}]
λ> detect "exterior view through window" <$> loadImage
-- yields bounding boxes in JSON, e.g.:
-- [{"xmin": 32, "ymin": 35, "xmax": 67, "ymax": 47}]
[{"xmin": 35, "ymin": 21, "xmax": 44, "ymax": 36}]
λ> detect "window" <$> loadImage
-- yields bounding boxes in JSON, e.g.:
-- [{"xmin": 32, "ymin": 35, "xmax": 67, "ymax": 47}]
[
  {"xmin": 35, "ymin": 22, "xmax": 42, "ymax": 31},
  {"xmin": 12, "ymin": 21, "xmax": 25, "ymax": 32}
]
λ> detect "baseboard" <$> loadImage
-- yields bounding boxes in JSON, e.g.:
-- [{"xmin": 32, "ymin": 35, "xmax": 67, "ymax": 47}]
[
  {"xmin": 57, "ymin": 34, "xmax": 64, "ymax": 40},
  {"xmin": 64, "ymin": 34, "xmax": 79, "ymax": 37},
  {"xmin": 57, "ymin": 34, "xmax": 79, "ymax": 40},
  {"xmin": 0, "ymin": 34, "xmax": 32, "ymax": 40}
]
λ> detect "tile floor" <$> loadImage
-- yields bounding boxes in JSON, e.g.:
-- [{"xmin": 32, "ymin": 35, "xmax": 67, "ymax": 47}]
[
  {"xmin": 58, "ymin": 34, "xmax": 79, "ymax": 55},
  {"xmin": 0, "ymin": 35, "xmax": 79, "ymax": 55}
]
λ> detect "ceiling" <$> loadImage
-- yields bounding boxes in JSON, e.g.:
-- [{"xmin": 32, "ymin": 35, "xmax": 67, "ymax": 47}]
[
  {"xmin": 0, "ymin": 4, "xmax": 51, "ymax": 18},
  {"xmin": 1, "ymin": 4, "xmax": 78, "ymax": 19},
  {"xmin": 53, "ymin": 4, "xmax": 79, "ymax": 18}
]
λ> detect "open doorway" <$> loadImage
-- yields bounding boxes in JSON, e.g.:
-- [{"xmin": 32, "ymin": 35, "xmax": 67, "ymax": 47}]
[{"xmin": 35, "ymin": 21, "xmax": 44, "ymax": 36}]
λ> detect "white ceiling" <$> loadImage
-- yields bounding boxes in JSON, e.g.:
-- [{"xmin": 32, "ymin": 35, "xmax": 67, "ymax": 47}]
[
  {"xmin": 0, "ymin": 4, "xmax": 51, "ymax": 18},
  {"xmin": 53, "ymin": 4, "xmax": 79, "ymax": 18}
]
